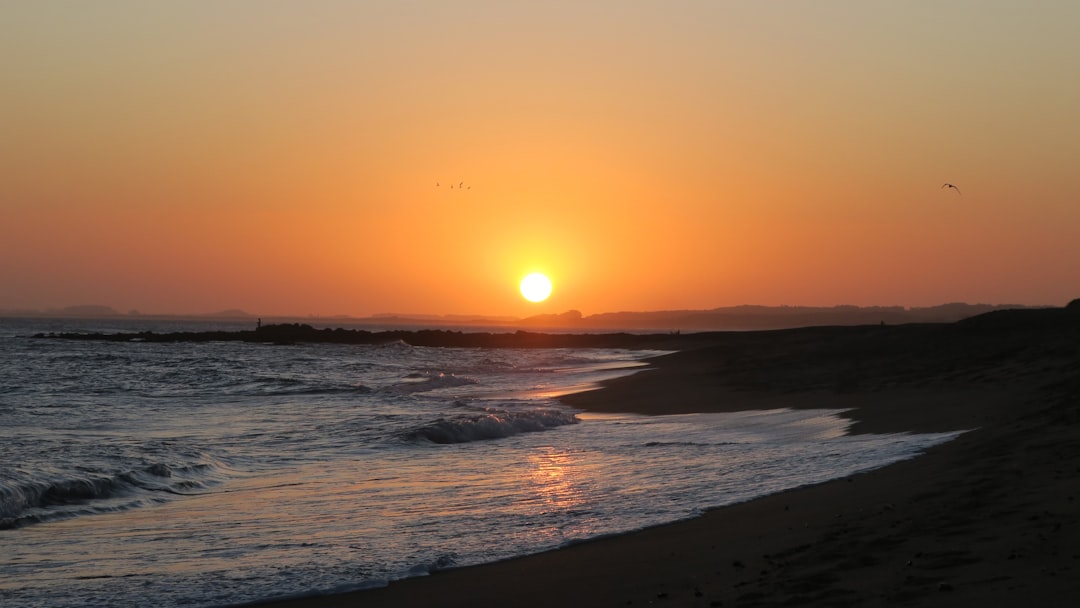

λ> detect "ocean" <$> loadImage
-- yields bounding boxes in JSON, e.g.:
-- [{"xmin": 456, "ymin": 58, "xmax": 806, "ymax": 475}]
[{"xmin": 0, "ymin": 317, "xmax": 961, "ymax": 607}]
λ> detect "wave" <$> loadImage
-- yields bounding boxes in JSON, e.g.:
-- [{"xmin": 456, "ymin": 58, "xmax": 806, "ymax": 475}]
[
  {"xmin": 0, "ymin": 461, "xmax": 225, "ymax": 530},
  {"xmin": 384, "ymin": 372, "xmax": 478, "ymax": 395},
  {"xmin": 374, "ymin": 339, "xmax": 413, "ymax": 351},
  {"xmin": 642, "ymin": 440, "xmax": 726, "ymax": 448},
  {"xmin": 226, "ymin": 376, "xmax": 371, "ymax": 397},
  {"xmin": 406, "ymin": 553, "xmax": 458, "ymax": 576},
  {"xmin": 401, "ymin": 408, "xmax": 579, "ymax": 444}
]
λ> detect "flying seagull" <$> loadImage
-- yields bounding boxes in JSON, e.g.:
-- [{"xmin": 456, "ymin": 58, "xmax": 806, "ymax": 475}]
[{"xmin": 942, "ymin": 183, "xmax": 962, "ymax": 195}]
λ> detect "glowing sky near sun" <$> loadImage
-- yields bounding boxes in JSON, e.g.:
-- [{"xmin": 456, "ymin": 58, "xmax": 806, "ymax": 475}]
[{"xmin": 3, "ymin": 1, "xmax": 1079, "ymax": 317}]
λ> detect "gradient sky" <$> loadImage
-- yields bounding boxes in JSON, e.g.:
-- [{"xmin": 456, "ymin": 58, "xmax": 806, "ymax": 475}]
[{"xmin": 3, "ymin": 1, "xmax": 1079, "ymax": 317}]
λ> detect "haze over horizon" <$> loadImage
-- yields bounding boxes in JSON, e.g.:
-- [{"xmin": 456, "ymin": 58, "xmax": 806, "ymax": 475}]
[
  {"xmin": 1, "ymin": 300, "xmax": 1057, "ymax": 326},
  {"xmin": 5, "ymin": 2, "xmax": 1079, "ymax": 318}
]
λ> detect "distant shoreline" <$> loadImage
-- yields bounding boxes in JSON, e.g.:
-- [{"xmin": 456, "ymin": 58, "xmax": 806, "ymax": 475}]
[
  {"xmin": 32, "ymin": 303, "xmax": 1079, "ymax": 352},
  {"xmin": 7, "ymin": 301, "xmax": 1052, "ymax": 332},
  {"xmin": 33, "ymin": 322, "xmax": 707, "ymax": 349}
]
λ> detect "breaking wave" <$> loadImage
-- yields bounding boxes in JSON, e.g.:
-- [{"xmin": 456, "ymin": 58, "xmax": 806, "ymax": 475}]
[
  {"xmin": 0, "ymin": 461, "xmax": 227, "ymax": 530},
  {"xmin": 401, "ymin": 408, "xmax": 579, "ymax": 444}
]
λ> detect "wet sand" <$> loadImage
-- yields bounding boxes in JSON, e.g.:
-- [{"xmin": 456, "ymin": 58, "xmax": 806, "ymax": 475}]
[{"xmin": 252, "ymin": 308, "xmax": 1080, "ymax": 606}]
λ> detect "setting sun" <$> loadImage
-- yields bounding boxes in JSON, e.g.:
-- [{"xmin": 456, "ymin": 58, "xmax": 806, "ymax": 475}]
[{"xmin": 520, "ymin": 273, "xmax": 553, "ymax": 303}]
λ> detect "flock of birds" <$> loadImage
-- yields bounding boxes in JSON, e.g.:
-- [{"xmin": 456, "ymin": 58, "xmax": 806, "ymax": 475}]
[{"xmin": 436, "ymin": 181, "xmax": 470, "ymax": 190}]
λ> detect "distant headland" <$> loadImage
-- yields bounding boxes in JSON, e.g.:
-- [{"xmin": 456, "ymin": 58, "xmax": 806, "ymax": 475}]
[
  {"xmin": 32, "ymin": 300, "xmax": 1080, "ymax": 349},
  {"xmin": 4, "ymin": 302, "xmax": 1062, "ymax": 332}
]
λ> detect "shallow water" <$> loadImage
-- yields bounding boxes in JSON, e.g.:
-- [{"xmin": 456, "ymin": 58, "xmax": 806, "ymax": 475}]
[{"xmin": 0, "ymin": 318, "xmax": 960, "ymax": 607}]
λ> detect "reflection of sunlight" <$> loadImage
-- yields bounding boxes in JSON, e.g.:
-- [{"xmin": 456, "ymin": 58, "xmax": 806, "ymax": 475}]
[{"xmin": 528, "ymin": 449, "xmax": 585, "ymax": 513}]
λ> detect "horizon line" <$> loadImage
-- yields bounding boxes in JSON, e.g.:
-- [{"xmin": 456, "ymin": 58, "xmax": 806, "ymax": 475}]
[{"xmin": 1, "ymin": 301, "xmax": 1056, "ymax": 322}]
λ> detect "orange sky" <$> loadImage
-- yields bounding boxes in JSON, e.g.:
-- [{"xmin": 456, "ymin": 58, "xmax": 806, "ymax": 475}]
[{"xmin": 3, "ymin": 1, "xmax": 1079, "ymax": 318}]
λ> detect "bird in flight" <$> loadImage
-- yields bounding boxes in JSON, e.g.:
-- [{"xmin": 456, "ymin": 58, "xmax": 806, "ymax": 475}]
[{"xmin": 942, "ymin": 183, "xmax": 962, "ymax": 195}]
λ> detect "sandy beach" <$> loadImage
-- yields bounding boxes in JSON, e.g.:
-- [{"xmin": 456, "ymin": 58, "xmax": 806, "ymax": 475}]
[{"xmin": 253, "ymin": 307, "xmax": 1080, "ymax": 607}]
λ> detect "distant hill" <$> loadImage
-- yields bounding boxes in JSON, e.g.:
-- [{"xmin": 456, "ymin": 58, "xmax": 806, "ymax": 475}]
[
  {"xmin": 2, "ymin": 302, "xmax": 1055, "ymax": 331},
  {"xmin": 57, "ymin": 305, "xmax": 122, "ymax": 317},
  {"xmin": 202, "ymin": 309, "xmax": 254, "ymax": 319},
  {"xmin": 519, "ymin": 303, "xmax": 1040, "ymax": 331},
  {"xmin": 0, "ymin": 306, "xmax": 254, "ymax": 320}
]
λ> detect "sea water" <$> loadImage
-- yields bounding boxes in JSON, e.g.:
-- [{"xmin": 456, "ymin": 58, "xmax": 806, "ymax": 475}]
[{"xmin": 0, "ymin": 318, "xmax": 960, "ymax": 607}]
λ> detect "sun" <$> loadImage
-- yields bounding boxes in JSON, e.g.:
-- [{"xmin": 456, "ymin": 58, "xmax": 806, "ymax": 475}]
[{"xmin": 519, "ymin": 273, "xmax": 553, "ymax": 303}]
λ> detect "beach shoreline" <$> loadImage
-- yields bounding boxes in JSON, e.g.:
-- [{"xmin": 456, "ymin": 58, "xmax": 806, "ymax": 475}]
[{"xmin": 248, "ymin": 310, "xmax": 1080, "ymax": 607}]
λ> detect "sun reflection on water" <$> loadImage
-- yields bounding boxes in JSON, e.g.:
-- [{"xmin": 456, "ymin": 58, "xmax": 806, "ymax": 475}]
[{"xmin": 527, "ymin": 448, "xmax": 586, "ymax": 514}]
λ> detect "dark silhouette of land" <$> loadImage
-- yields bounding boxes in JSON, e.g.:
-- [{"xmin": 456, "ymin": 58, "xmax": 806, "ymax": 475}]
[
  {"xmin": 36, "ymin": 302, "xmax": 1076, "ymax": 353},
  {"xmin": 35, "ymin": 323, "xmax": 704, "ymax": 349},
  {"xmin": 8, "ymin": 302, "xmax": 1045, "ymax": 331}
]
